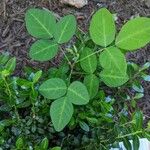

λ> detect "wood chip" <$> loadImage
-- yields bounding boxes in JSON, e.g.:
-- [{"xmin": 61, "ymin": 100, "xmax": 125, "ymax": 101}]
[{"xmin": 60, "ymin": 0, "xmax": 88, "ymax": 8}]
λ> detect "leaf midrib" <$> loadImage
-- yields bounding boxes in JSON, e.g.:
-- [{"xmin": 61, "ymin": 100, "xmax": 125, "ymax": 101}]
[
  {"xmin": 32, "ymin": 43, "xmax": 57, "ymax": 56},
  {"xmin": 85, "ymin": 50, "xmax": 93, "ymax": 73},
  {"xmin": 58, "ymin": 18, "xmax": 70, "ymax": 43},
  {"xmin": 29, "ymin": 12, "xmax": 52, "ymax": 37},
  {"xmin": 106, "ymin": 48, "xmax": 126, "ymax": 74},
  {"xmin": 68, "ymin": 88, "xmax": 87, "ymax": 102},
  {"xmin": 101, "ymin": 73, "xmax": 128, "ymax": 79},
  {"xmin": 116, "ymin": 27, "xmax": 150, "ymax": 45},
  {"xmin": 41, "ymin": 87, "xmax": 66, "ymax": 92},
  {"xmin": 102, "ymin": 13, "xmax": 106, "ymax": 47},
  {"xmin": 89, "ymin": 76, "xmax": 93, "ymax": 96},
  {"xmin": 58, "ymin": 97, "xmax": 68, "ymax": 129}
]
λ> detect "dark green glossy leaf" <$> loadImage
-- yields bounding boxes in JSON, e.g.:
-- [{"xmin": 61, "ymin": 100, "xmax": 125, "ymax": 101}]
[
  {"xmin": 79, "ymin": 121, "xmax": 90, "ymax": 132},
  {"xmin": 133, "ymin": 136, "xmax": 140, "ymax": 150},
  {"xmin": 123, "ymin": 138, "xmax": 132, "ymax": 150},
  {"xmin": 16, "ymin": 137, "xmax": 24, "ymax": 149},
  {"xmin": 40, "ymin": 137, "xmax": 49, "ymax": 150},
  {"xmin": 133, "ymin": 111, "xmax": 143, "ymax": 130},
  {"xmin": 51, "ymin": 147, "xmax": 61, "ymax": 150}
]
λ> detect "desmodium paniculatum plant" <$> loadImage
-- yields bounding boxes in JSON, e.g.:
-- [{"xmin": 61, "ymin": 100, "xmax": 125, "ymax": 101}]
[
  {"xmin": 25, "ymin": 8, "xmax": 150, "ymax": 132},
  {"xmin": 0, "ymin": 7, "xmax": 150, "ymax": 150}
]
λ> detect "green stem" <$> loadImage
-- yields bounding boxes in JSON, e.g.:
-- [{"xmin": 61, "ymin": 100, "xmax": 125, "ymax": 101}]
[
  {"xmin": 72, "ymin": 71, "xmax": 87, "ymax": 75},
  {"xmin": 3, "ymin": 76, "xmax": 12, "ymax": 100},
  {"xmin": 31, "ymin": 83, "xmax": 36, "ymax": 118},
  {"xmin": 120, "ymin": 121, "xmax": 134, "ymax": 127},
  {"xmin": 2, "ymin": 76, "xmax": 21, "ymax": 122},
  {"xmin": 60, "ymin": 47, "xmax": 75, "ymax": 84},
  {"xmin": 116, "ymin": 130, "xmax": 142, "ymax": 139},
  {"xmin": 68, "ymin": 63, "xmax": 75, "ymax": 84},
  {"xmin": 14, "ymin": 105, "xmax": 20, "ymax": 122},
  {"xmin": 115, "ymin": 68, "xmax": 144, "ymax": 99},
  {"xmin": 128, "ymin": 69, "xmax": 143, "ymax": 84},
  {"xmin": 76, "ymin": 45, "xmax": 115, "ymax": 63},
  {"xmin": 60, "ymin": 47, "xmax": 71, "ymax": 66}
]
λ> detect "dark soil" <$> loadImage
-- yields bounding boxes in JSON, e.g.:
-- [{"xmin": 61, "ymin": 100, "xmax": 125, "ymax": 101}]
[{"xmin": 0, "ymin": 0, "xmax": 150, "ymax": 116}]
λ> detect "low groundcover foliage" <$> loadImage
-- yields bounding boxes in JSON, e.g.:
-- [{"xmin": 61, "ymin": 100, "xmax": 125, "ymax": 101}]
[{"xmin": 0, "ymin": 7, "xmax": 150, "ymax": 150}]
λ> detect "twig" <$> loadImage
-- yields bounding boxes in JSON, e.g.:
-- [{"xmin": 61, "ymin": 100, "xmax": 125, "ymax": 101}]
[{"xmin": 3, "ymin": 0, "xmax": 6, "ymax": 19}]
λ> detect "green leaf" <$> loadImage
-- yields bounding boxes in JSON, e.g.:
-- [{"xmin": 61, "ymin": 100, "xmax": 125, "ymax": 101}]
[
  {"xmin": 33, "ymin": 70, "xmax": 42, "ymax": 83},
  {"xmin": 133, "ymin": 111, "xmax": 143, "ymax": 130},
  {"xmin": 133, "ymin": 136, "xmax": 140, "ymax": 150},
  {"xmin": 141, "ymin": 62, "xmax": 150, "ymax": 71},
  {"xmin": 0, "ymin": 119, "xmax": 15, "ymax": 127},
  {"xmin": 67, "ymin": 81, "xmax": 90, "ymax": 105},
  {"xmin": 5, "ymin": 57, "xmax": 16, "ymax": 73},
  {"xmin": 116, "ymin": 17, "xmax": 150, "ymax": 51},
  {"xmin": 132, "ymin": 83, "xmax": 144, "ymax": 93},
  {"xmin": 29, "ymin": 40, "xmax": 58, "ymax": 61},
  {"xmin": 123, "ymin": 138, "xmax": 132, "ymax": 150},
  {"xmin": 16, "ymin": 78, "xmax": 32, "ymax": 88},
  {"xmin": 86, "ymin": 117, "xmax": 98, "ymax": 124},
  {"xmin": 0, "ymin": 123, "xmax": 4, "ymax": 132},
  {"xmin": 50, "ymin": 96, "xmax": 73, "ymax": 132},
  {"xmin": 145, "ymin": 132, "xmax": 150, "ymax": 140},
  {"xmin": 84, "ymin": 74, "xmax": 99, "ymax": 99},
  {"xmin": 142, "ymin": 75, "xmax": 150, "ymax": 81},
  {"xmin": 39, "ymin": 78, "xmax": 67, "ymax": 99},
  {"xmin": 79, "ymin": 121, "xmax": 90, "ymax": 132},
  {"xmin": 25, "ymin": 8, "xmax": 56, "ymax": 38},
  {"xmin": 0, "ymin": 53, "xmax": 9, "ymax": 65},
  {"xmin": 40, "ymin": 137, "xmax": 49, "ymax": 150},
  {"xmin": 16, "ymin": 137, "xmax": 24, "ymax": 149},
  {"xmin": 90, "ymin": 8, "xmax": 116, "ymax": 47},
  {"xmin": 80, "ymin": 47, "xmax": 97, "ymax": 73},
  {"xmin": 100, "ymin": 70, "xmax": 129, "ymax": 87},
  {"xmin": 51, "ymin": 147, "xmax": 61, "ymax": 150},
  {"xmin": 99, "ymin": 47, "xmax": 127, "ymax": 73},
  {"xmin": 133, "ymin": 93, "xmax": 144, "ymax": 100},
  {"xmin": 54, "ymin": 15, "xmax": 76, "ymax": 44},
  {"xmin": 131, "ymin": 99, "xmax": 136, "ymax": 108}
]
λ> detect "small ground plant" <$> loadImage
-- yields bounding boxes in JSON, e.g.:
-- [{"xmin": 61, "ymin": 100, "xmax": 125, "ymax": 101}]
[{"xmin": 0, "ymin": 7, "xmax": 150, "ymax": 150}]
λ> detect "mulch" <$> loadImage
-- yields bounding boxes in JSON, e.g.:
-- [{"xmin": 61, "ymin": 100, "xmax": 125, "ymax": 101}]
[{"xmin": 0, "ymin": 0, "xmax": 150, "ymax": 117}]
